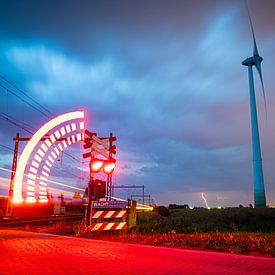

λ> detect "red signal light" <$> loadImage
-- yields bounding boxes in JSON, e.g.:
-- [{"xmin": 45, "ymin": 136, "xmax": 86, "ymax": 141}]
[
  {"xmin": 103, "ymin": 161, "xmax": 115, "ymax": 174},
  {"xmin": 90, "ymin": 159, "xmax": 104, "ymax": 173},
  {"xmin": 90, "ymin": 158, "xmax": 116, "ymax": 174}
]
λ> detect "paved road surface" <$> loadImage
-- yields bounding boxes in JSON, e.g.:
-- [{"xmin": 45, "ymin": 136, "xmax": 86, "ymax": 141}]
[{"xmin": 0, "ymin": 229, "xmax": 274, "ymax": 274}]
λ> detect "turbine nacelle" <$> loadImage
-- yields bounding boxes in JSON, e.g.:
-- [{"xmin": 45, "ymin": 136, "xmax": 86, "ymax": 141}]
[{"xmin": 242, "ymin": 55, "xmax": 263, "ymax": 66}]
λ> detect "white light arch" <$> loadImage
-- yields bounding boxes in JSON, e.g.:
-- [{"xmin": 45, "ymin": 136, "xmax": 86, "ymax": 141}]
[{"xmin": 13, "ymin": 110, "xmax": 85, "ymax": 203}]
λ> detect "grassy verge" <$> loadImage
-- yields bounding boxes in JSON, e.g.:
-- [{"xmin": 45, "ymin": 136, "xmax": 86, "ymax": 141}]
[
  {"xmin": 30, "ymin": 220, "xmax": 275, "ymax": 257},
  {"xmin": 25, "ymin": 207, "xmax": 275, "ymax": 257},
  {"xmin": 137, "ymin": 207, "xmax": 275, "ymax": 233}
]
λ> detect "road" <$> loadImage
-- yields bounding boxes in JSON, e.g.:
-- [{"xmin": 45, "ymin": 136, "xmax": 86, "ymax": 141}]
[{"xmin": 0, "ymin": 229, "xmax": 274, "ymax": 274}]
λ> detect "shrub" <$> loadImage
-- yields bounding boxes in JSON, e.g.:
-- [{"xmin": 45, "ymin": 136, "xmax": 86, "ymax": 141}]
[{"xmin": 155, "ymin": 206, "xmax": 170, "ymax": 217}]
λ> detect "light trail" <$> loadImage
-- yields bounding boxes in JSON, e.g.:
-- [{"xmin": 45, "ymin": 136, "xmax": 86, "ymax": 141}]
[
  {"xmin": 0, "ymin": 167, "xmax": 15, "ymax": 173},
  {"xmin": 1, "ymin": 168, "xmax": 152, "ymax": 209},
  {"xmin": 110, "ymin": 196, "xmax": 154, "ymax": 211},
  {"xmin": 201, "ymin": 192, "xmax": 211, "ymax": 209},
  {"xmin": 46, "ymin": 178, "xmax": 85, "ymax": 191},
  {"xmin": 0, "ymin": 167, "xmax": 85, "ymax": 192}
]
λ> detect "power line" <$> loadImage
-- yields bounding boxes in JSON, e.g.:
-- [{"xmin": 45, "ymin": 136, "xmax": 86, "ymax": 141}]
[
  {"xmin": 0, "ymin": 111, "xmax": 36, "ymax": 132},
  {"xmin": 0, "ymin": 113, "xmax": 33, "ymax": 134},
  {"xmin": 0, "ymin": 74, "xmax": 54, "ymax": 117},
  {"xmin": 0, "ymin": 143, "xmax": 84, "ymax": 181},
  {"xmin": 52, "ymin": 163, "xmax": 86, "ymax": 181},
  {"xmin": 0, "ymin": 144, "xmax": 14, "ymax": 152},
  {"xmin": 0, "ymin": 83, "xmax": 51, "ymax": 119},
  {"xmin": 0, "ymin": 114, "xmax": 81, "ymax": 163},
  {"xmin": 0, "ymin": 145, "xmax": 83, "ymax": 185},
  {"xmin": 0, "ymin": 74, "xmax": 83, "ymax": 168}
]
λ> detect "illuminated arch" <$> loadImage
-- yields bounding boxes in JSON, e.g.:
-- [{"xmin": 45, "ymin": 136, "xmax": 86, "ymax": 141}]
[{"xmin": 13, "ymin": 111, "xmax": 85, "ymax": 203}]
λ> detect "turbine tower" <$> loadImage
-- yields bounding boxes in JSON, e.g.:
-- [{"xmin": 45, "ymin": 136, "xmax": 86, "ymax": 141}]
[{"xmin": 242, "ymin": 8, "xmax": 266, "ymax": 207}]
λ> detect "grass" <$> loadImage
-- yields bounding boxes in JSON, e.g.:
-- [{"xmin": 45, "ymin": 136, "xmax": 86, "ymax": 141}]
[
  {"xmin": 27, "ymin": 207, "xmax": 275, "ymax": 257},
  {"xmin": 136, "ymin": 207, "xmax": 275, "ymax": 233}
]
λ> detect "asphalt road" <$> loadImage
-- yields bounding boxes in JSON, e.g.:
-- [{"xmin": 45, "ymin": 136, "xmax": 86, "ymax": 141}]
[{"xmin": 0, "ymin": 229, "xmax": 274, "ymax": 274}]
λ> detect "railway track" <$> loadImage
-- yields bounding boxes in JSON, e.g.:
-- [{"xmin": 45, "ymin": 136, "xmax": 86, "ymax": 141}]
[{"xmin": 0, "ymin": 214, "xmax": 84, "ymax": 228}]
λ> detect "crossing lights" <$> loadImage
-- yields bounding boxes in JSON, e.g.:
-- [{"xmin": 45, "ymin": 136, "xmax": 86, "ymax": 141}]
[
  {"xmin": 90, "ymin": 158, "xmax": 104, "ymax": 173},
  {"xmin": 83, "ymin": 130, "xmax": 117, "ymax": 174},
  {"xmin": 90, "ymin": 157, "xmax": 116, "ymax": 174},
  {"xmin": 103, "ymin": 158, "xmax": 116, "ymax": 174}
]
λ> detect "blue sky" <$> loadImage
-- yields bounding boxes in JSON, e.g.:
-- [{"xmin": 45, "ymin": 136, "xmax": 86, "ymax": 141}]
[{"xmin": 0, "ymin": 0, "xmax": 275, "ymax": 207}]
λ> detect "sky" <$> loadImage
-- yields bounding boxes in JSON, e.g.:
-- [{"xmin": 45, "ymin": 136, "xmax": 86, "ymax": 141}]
[{"xmin": 0, "ymin": 0, "xmax": 275, "ymax": 207}]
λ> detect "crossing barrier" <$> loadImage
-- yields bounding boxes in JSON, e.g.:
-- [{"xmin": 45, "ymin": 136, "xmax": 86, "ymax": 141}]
[
  {"xmin": 89, "ymin": 200, "xmax": 136, "ymax": 231},
  {"xmin": 91, "ymin": 210, "xmax": 127, "ymax": 219},
  {"xmin": 90, "ymin": 221, "xmax": 126, "ymax": 231}
]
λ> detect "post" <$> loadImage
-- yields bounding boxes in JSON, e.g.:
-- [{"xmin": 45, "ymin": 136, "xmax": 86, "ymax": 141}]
[
  {"xmin": 86, "ymin": 177, "xmax": 94, "ymax": 226},
  {"xmin": 106, "ymin": 132, "xmax": 114, "ymax": 200},
  {"xmin": 6, "ymin": 133, "xmax": 20, "ymax": 217},
  {"xmin": 127, "ymin": 199, "xmax": 136, "ymax": 229},
  {"xmin": 142, "ymin": 185, "xmax": 144, "ymax": 206}
]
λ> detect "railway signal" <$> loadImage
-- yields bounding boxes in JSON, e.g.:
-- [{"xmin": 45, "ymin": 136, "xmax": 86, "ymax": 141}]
[
  {"xmin": 83, "ymin": 130, "xmax": 117, "ymax": 226},
  {"xmin": 90, "ymin": 157, "xmax": 116, "ymax": 174},
  {"xmin": 103, "ymin": 158, "xmax": 116, "ymax": 174},
  {"xmin": 90, "ymin": 158, "xmax": 104, "ymax": 173}
]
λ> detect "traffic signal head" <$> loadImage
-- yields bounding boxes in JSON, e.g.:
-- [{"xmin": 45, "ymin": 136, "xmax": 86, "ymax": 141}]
[
  {"xmin": 90, "ymin": 157, "xmax": 116, "ymax": 174},
  {"xmin": 90, "ymin": 158, "xmax": 104, "ymax": 173},
  {"xmin": 103, "ymin": 159, "xmax": 116, "ymax": 174}
]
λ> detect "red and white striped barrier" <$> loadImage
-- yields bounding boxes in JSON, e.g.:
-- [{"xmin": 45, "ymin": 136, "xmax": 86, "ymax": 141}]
[
  {"xmin": 89, "ymin": 201, "xmax": 128, "ymax": 231},
  {"xmin": 92, "ymin": 210, "xmax": 127, "ymax": 219},
  {"xmin": 90, "ymin": 222, "xmax": 127, "ymax": 231}
]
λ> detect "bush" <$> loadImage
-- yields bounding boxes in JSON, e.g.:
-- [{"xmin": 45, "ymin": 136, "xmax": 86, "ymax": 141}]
[{"xmin": 155, "ymin": 206, "xmax": 170, "ymax": 217}]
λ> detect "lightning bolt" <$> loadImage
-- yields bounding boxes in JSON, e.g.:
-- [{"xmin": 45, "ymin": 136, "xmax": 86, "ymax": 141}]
[{"xmin": 201, "ymin": 192, "xmax": 210, "ymax": 209}]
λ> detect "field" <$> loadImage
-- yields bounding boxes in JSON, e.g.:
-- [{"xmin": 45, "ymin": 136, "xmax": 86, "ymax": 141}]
[
  {"xmin": 31, "ymin": 207, "xmax": 275, "ymax": 257},
  {"xmin": 136, "ymin": 207, "xmax": 275, "ymax": 233}
]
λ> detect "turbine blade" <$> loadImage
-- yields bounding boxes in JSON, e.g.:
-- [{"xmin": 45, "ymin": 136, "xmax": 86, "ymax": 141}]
[
  {"xmin": 255, "ymin": 60, "xmax": 267, "ymax": 119},
  {"xmin": 246, "ymin": 1, "xmax": 259, "ymax": 56}
]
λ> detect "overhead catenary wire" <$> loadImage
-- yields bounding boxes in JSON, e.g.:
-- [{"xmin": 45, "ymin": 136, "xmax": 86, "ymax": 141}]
[
  {"xmin": 0, "ymin": 83, "xmax": 51, "ymax": 119},
  {"xmin": 0, "ymin": 113, "xmax": 33, "ymax": 134},
  {"xmin": 0, "ymin": 111, "xmax": 37, "ymax": 132},
  {"xmin": 0, "ymin": 74, "xmax": 54, "ymax": 117},
  {"xmin": 0, "ymin": 114, "xmax": 82, "ymax": 164},
  {"xmin": 0, "ymin": 143, "xmax": 84, "ymax": 182},
  {"xmin": 0, "ymin": 144, "xmax": 14, "ymax": 152},
  {"xmin": 0, "ymin": 74, "xmax": 86, "ymax": 181}
]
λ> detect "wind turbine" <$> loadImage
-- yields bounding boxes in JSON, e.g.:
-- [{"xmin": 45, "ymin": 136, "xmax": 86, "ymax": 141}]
[{"xmin": 242, "ymin": 7, "xmax": 266, "ymax": 207}]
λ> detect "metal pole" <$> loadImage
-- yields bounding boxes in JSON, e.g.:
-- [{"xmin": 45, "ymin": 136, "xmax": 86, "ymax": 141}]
[
  {"xmin": 142, "ymin": 185, "xmax": 144, "ymax": 206},
  {"xmin": 6, "ymin": 132, "xmax": 20, "ymax": 217},
  {"xmin": 86, "ymin": 175, "xmax": 94, "ymax": 226}
]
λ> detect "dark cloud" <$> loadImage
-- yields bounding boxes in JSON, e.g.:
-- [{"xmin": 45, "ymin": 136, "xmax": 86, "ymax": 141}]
[{"xmin": 0, "ymin": 0, "xmax": 275, "ymax": 206}]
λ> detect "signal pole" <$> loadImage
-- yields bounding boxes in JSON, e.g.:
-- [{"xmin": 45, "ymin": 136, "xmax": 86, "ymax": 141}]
[
  {"xmin": 86, "ymin": 173, "xmax": 94, "ymax": 226},
  {"xmin": 6, "ymin": 133, "xmax": 20, "ymax": 217},
  {"xmin": 107, "ymin": 133, "xmax": 116, "ymax": 200}
]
